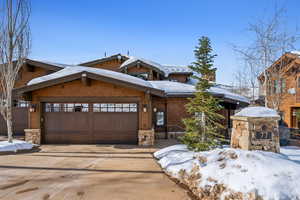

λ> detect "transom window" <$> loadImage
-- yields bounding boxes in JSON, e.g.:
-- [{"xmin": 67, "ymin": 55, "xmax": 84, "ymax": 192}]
[{"xmin": 93, "ymin": 103, "xmax": 137, "ymax": 112}]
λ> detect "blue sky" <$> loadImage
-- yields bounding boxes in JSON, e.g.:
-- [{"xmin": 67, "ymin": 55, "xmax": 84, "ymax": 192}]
[{"xmin": 30, "ymin": 0, "xmax": 300, "ymax": 85}]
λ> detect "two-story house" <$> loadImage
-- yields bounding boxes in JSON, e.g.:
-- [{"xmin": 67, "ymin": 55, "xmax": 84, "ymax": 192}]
[
  {"xmin": 258, "ymin": 51, "xmax": 300, "ymax": 128},
  {"xmin": 1, "ymin": 54, "xmax": 249, "ymax": 145}
]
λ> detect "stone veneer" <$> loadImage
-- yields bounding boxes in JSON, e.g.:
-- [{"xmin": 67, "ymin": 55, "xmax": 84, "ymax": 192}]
[
  {"xmin": 25, "ymin": 129, "xmax": 41, "ymax": 145},
  {"xmin": 138, "ymin": 129, "xmax": 155, "ymax": 146},
  {"xmin": 230, "ymin": 116, "xmax": 280, "ymax": 153}
]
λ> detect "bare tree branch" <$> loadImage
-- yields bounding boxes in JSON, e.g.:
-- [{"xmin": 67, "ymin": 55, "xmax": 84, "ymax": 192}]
[
  {"xmin": 232, "ymin": 5, "xmax": 299, "ymax": 106},
  {"xmin": 0, "ymin": 0, "xmax": 31, "ymax": 142}
]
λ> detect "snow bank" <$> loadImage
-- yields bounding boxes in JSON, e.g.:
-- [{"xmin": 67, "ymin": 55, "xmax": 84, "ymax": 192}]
[
  {"xmin": 235, "ymin": 106, "xmax": 279, "ymax": 118},
  {"xmin": 155, "ymin": 145, "xmax": 300, "ymax": 200},
  {"xmin": 0, "ymin": 140, "xmax": 33, "ymax": 152}
]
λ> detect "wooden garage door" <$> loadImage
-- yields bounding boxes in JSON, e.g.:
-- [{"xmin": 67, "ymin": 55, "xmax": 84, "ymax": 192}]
[
  {"xmin": 0, "ymin": 101, "xmax": 29, "ymax": 136},
  {"xmin": 43, "ymin": 103, "xmax": 138, "ymax": 144}
]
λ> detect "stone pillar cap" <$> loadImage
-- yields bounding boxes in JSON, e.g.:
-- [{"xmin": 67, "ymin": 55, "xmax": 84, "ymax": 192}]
[{"xmin": 232, "ymin": 106, "xmax": 280, "ymax": 119}]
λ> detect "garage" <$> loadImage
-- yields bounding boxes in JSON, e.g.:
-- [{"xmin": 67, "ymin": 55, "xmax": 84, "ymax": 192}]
[{"xmin": 43, "ymin": 102, "xmax": 138, "ymax": 144}]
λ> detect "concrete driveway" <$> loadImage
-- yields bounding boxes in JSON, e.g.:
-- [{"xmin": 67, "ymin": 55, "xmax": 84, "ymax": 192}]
[{"xmin": 0, "ymin": 143, "xmax": 191, "ymax": 200}]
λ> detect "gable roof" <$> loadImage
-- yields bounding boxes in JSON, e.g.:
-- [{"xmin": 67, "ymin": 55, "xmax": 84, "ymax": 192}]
[
  {"xmin": 25, "ymin": 59, "xmax": 71, "ymax": 71},
  {"xmin": 120, "ymin": 56, "xmax": 192, "ymax": 77},
  {"xmin": 79, "ymin": 54, "xmax": 129, "ymax": 66},
  {"xmin": 16, "ymin": 65, "xmax": 164, "ymax": 96},
  {"xmin": 258, "ymin": 51, "xmax": 300, "ymax": 80}
]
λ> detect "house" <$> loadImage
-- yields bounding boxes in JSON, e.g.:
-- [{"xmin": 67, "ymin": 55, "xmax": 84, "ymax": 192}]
[
  {"xmin": 2, "ymin": 54, "xmax": 249, "ymax": 145},
  {"xmin": 258, "ymin": 51, "xmax": 300, "ymax": 128}
]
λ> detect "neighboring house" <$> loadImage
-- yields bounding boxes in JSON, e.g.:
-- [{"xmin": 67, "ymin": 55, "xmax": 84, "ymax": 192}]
[
  {"xmin": 258, "ymin": 51, "xmax": 300, "ymax": 128},
  {"xmin": 2, "ymin": 54, "xmax": 249, "ymax": 145}
]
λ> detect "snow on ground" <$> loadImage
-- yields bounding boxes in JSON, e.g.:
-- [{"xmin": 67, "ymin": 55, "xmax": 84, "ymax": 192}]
[
  {"xmin": 235, "ymin": 106, "xmax": 279, "ymax": 118},
  {"xmin": 155, "ymin": 145, "xmax": 300, "ymax": 200},
  {"xmin": 0, "ymin": 140, "xmax": 33, "ymax": 152}
]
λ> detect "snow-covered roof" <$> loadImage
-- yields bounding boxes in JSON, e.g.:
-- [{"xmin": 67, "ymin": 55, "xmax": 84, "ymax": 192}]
[
  {"xmin": 36, "ymin": 61, "xmax": 74, "ymax": 69},
  {"xmin": 149, "ymin": 81, "xmax": 250, "ymax": 104},
  {"xmin": 290, "ymin": 50, "xmax": 300, "ymax": 56},
  {"xmin": 27, "ymin": 65, "xmax": 154, "ymax": 89},
  {"xmin": 25, "ymin": 60, "xmax": 249, "ymax": 104},
  {"xmin": 149, "ymin": 81, "xmax": 195, "ymax": 95},
  {"xmin": 234, "ymin": 106, "xmax": 279, "ymax": 117},
  {"xmin": 120, "ymin": 56, "xmax": 192, "ymax": 77},
  {"xmin": 209, "ymin": 86, "xmax": 250, "ymax": 104}
]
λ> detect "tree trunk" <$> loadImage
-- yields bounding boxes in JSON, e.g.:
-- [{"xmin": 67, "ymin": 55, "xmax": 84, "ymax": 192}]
[
  {"xmin": 201, "ymin": 112, "xmax": 206, "ymax": 142},
  {"xmin": 264, "ymin": 71, "xmax": 268, "ymax": 107},
  {"xmin": 6, "ymin": 95, "xmax": 13, "ymax": 143}
]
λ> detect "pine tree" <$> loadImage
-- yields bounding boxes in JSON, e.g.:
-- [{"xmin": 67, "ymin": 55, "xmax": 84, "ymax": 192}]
[{"xmin": 181, "ymin": 36, "xmax": 224, "ymax": 151}]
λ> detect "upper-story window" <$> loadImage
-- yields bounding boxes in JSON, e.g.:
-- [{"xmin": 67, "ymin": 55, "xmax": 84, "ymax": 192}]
[
  {"xmin": 129, "ymin": 72, "xmax": 149, "ymax": 80},
  {"xmin": 273, "ymin": 80, "xmax": 279, "ymax": 94},
  {"xmin": 280, "ymin": 78, "xmax": 286, "ymax": 93}
]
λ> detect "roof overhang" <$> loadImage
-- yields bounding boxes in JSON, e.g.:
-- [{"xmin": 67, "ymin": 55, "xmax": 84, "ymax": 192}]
[
  {"xmin": 80, "ymin": 54, "xmax": 129, "ymax": 66},
  {"xmin": 164, "ymin": 92, "xmax": 249, "ymax": 106},
  {"xmin": 120, "ymin": 60, "xmax": 165, "ymax": 76},
  {"xmin": 25, "ymin": 59, "xmax": 64, "ymax": 71},
  {"xmin": 14, "ymin": 71, "xmax": 165, "ymax": 97}
]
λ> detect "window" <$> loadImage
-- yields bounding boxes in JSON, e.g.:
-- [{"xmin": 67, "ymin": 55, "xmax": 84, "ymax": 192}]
[
  {"xmin": 156, "ymin": 112, "xmax": 164, "ymax": 126},
  {"xmin": 298, "ymin": 77, "xmax": 300, "ymax": 88},
  {"xmin": 280, "ymin": 78, "xmax": 286, "ymax": 93},
  {"xmin": 274, "ymin": 80, "xmax": 279, "ymax": 94},
  {"xmin": 74, "ymin": 103, "xmax": 89, "ymax": 112},
  {"xmin": 129, "ymin": 72, "xmax": 149, "ymax": 80},
  {"xmin": 93, "ymin": 103, "xmax": 137, "ymax": 112},
  {"xmin": 16, "ymin": 100, "xmax": 29, "ymax": 108},
  {"xmin": 63, "ymin": 103, "xmax": 75, "ymax": 112},
  {"xmin": 45, "ymin": 103, "xmax": 60, "ymax": 112},
  {"xmin": 45, "ymin": 103, "xmax": 89, "ymax": 112}
]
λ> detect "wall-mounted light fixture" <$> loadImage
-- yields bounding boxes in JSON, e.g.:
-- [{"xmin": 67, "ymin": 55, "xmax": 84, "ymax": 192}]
[
  {"xmin": 153, "ymin": 107, "xmax": 157, "ymax": 112},
  {"xmin": 143, "ymin": 104, "xmax": 147, "ymax": 112},
  {"xmin": 29, "ymin": 104, "xmax": 37, "ymax": 112}
]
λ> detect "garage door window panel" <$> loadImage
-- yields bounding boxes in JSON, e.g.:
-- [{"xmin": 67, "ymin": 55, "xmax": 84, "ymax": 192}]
[
  {"xmin": 92, "ymin": 103, "xmax": 137, "ymax": 113},
  {"xmin": 45, "ymin": 103, "xmax": 61, "ymax": 112}
]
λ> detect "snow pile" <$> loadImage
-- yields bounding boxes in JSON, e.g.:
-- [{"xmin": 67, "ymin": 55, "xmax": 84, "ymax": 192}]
[
  {"xmin": 235, "ymin": 106, "xmax": 279, "ymax": 118},
  {"xmin": 155, "ymin": 145, "xmax": 300, "ymax": 200},
  {"xmin": 0, "ymin": 140, "xmax": 33, "ymax": 152},
  {"xmin": 27, "ymin": 66, "xmax": 155, "ymax": 89}
]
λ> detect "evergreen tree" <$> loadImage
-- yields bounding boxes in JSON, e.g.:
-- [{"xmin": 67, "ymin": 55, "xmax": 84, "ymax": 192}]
[{"xmin": 181, "ymin": 36, "xmax": 224, "ymax": 151}]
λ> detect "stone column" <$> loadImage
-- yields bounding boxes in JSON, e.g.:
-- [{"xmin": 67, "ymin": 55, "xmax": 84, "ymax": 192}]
[
  {"xmin": 138, "ymin": 129, "xmax": 155, "ymax": 146},
  {"xmin": 25, "ymin": 129, "xmax": 41, "ymax": 145}
]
